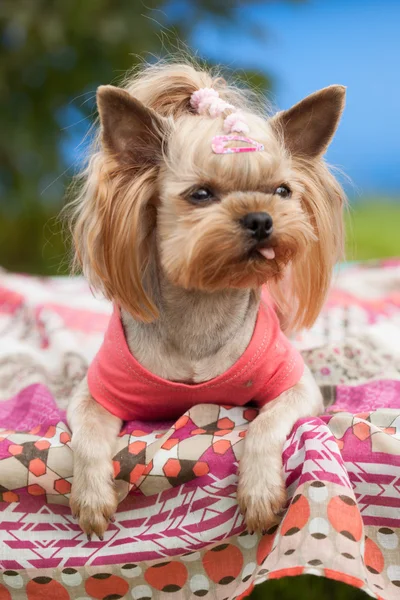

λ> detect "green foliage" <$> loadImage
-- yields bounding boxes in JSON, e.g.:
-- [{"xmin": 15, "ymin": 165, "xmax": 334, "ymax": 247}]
[
  {"xmin": 251, "ymin": 574, "xmax": 368, "ymax": 600},
  {"xmin": 0, "ymin": 202, "xmax": 68, "ymax": 275},
  {"xmin": 1, "ymin": 0, "xmax": 171, "ymax": 215},
  {"xmin": 0, "ymin": 0, "xmax": 270, "ymax": 273}
]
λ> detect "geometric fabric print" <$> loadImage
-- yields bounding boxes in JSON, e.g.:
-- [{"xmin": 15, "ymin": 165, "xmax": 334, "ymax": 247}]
[
  {"xmin": 0, "ymin": 261, "xmax": 400, "ymax": 599},
  {"xmin": 0, "ymin": 457, "xmax": 27, "ymax": 499}
]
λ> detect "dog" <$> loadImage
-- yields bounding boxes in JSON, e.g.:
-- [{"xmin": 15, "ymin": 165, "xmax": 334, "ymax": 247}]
[{"xmin": 66, "ymin": 61, "xmax": 346, "ymax": 539}]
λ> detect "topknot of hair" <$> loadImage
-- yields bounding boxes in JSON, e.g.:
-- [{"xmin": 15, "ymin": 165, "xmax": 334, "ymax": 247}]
[{"xmin": 121, "ymin": 61, "xmax": 262, "ymax": 120}]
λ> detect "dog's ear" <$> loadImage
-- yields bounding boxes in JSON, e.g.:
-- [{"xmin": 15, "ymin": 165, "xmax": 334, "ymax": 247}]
[
  {"xmin": 97, "ymin": 85, "xmax": 168, "ymax": 165},
  {"xmin": 272, "ymin": 85, "xmax": 346, "ymax": 158}
]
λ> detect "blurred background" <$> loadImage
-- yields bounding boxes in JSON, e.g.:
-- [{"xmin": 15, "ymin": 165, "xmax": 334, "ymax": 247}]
[
  {"xmin": 0, "ymin": 1, "xmax": 399, "ymax": 598},
  {"xmin": 1, "ymin": 0, "xmax": 400, "ymax": 278},
  {"xmin": 1, "ymin": 0, "xmax": 399, "ymax": 277}
]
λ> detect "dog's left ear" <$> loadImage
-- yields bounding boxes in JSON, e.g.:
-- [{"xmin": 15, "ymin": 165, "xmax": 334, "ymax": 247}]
[
  {"xmin": 272, "ymin": 85, "xmax": 346, "ymax": 158},
  {"xmin": 97, "ymin": 85, "xmax": 168, "ymax": 165}
]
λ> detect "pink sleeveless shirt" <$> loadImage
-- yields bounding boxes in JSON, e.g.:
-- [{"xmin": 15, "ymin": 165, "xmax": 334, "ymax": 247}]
[{"xmin": 87, "ymin": 289, "xmax": 304, "ymax": 421}]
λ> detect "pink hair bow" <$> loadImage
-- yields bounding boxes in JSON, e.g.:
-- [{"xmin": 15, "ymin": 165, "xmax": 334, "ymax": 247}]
[
  {"xmin": 190, "ymin": 87, "xmax": 264, "ymax": 153},
  {"xmin": 190, "ymin": 87, "xmax": 234, "ymax": 118}
]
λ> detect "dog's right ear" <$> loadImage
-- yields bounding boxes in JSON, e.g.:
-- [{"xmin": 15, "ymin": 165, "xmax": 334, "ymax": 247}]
[
  {"xmin": 97, "ymin": 85, "xmax": 168, "ymax": 165},
  {"xmin": 271, "ymin": 85, "xmax": 346, "ymax": 159}
]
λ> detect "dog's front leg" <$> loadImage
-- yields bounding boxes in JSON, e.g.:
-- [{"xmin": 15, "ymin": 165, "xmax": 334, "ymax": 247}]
[
  {"xmin": 67, "ymin": 378, "xmax": 122, "ymax": 539},
  {"xmin": 237, "ymin": 365, "xmax": 323, "ymax": 532}
]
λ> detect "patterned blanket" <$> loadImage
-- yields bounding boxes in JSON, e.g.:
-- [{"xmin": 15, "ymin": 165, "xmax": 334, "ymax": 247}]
[{"xmin": 0, "ymin": 260, "xmax": 399, "ymax": 600}]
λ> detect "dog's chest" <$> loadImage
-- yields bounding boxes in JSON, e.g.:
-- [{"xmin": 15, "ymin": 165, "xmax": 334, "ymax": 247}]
[
  {"xmin": 132, "ymin": 344, "xmax": 246, "ymax": 383},
  {"xmin": 122, "ymin": 305, "xmax": 257, "ymax": 383}
]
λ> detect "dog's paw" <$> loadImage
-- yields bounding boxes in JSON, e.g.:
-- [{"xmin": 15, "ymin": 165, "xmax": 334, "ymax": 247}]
[
  {"xmin": 70, "ymin": 476, "xmax": 117, "ymax": 540},
  {"xmin": 237, "ymin": 476, "xmax": 287, "ymax": 533},
  {"xmin": 237, "ymin": 452, "xmax": 287, "ymax": 533}
]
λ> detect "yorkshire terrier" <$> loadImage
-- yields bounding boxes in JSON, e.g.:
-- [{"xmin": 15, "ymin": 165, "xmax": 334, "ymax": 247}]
[{"xmin": 66, "ymin": 61, "xmax": 346, "ymax": 539}]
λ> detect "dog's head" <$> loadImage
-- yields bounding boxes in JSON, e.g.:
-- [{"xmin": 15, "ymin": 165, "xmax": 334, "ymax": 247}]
[{"xmin": 70, "ymin": 63, "xmax": 346, "ymax": 330}]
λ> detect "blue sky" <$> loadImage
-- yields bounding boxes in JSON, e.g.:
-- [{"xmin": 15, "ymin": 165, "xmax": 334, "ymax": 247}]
[
  {"xmin": 63, "ymin": 0, "xmax": 400, "ymax": 200},
  {"xmin": 189, "ymin": 0, "xmax": 400, "ymax": 199}
]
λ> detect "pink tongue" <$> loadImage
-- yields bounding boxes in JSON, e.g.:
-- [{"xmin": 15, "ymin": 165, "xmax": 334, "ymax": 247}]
[{"xmin": 258, "ymin": 247, "xmax": 275, "ymax": 260}]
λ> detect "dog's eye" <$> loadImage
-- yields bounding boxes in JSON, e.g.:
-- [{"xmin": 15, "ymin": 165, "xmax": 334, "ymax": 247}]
[
  {"xmin": 274, "ymin": 184, "xmax": 291, "ymax": 198},
  {"xmin": 190, "ymin": 188, "xmax": 214, "ymax": 203}
]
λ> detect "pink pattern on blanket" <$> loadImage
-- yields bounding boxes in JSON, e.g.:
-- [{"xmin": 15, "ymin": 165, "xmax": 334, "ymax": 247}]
[
  {"xmin": 1, "ymin": 379, "xmax": 400, "ymax": 528},
  {"xmin": 0, "ymin": 260, "xmax": 399, "ymax": 599},
  {"xmin": 335, "ymin": 379, "xmax": 400, "ymax": 412},
  {"xmin": 0, "ymin": 384, "xmax": 63, "ymax": 433}
]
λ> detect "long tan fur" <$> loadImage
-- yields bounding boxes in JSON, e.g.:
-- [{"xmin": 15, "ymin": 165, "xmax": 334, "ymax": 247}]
[
  {"xmin": 67, "ymin": 59, "xmax": 345, "ymax": 331},
  {"xmin": 66, "ymin": 58, "xmax": 347, "ymax": 540}
]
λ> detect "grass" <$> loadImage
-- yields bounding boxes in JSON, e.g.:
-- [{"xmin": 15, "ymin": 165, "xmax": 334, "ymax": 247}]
[
  {"xmin": 251, "ymin": 575, "xmax": 368, "ymax": 600},
  {"xmin": 345, "ymin": 201, "xmax": 400, "ymax": 260}
]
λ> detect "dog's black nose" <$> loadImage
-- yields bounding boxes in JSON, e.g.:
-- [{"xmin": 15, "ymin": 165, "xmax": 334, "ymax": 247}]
[{"xmin": 241, "ymin": 212, "xmax": 273, "ymax": 241}]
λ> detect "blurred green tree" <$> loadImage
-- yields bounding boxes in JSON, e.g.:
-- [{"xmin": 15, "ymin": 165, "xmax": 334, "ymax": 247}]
[{"xmin": 0, "ymin": 0, "xmax": 271, "ymax": 274}]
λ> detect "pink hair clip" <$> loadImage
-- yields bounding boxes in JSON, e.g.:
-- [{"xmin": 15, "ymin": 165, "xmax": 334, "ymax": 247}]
[{"xmin": 212, "ymin": 135, "xmax": 264, "ymax": 155}]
